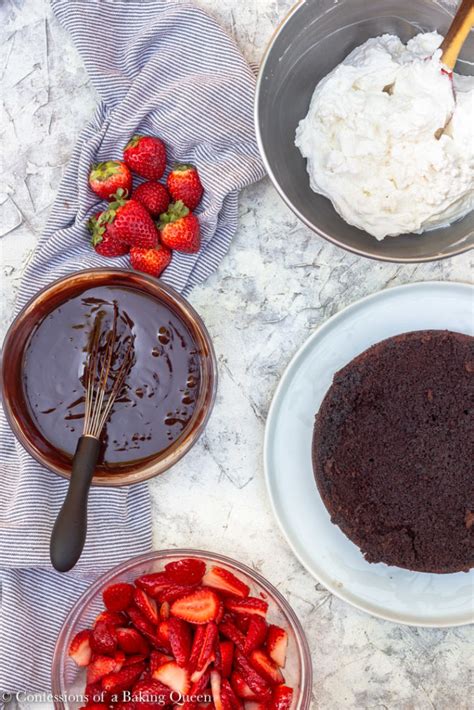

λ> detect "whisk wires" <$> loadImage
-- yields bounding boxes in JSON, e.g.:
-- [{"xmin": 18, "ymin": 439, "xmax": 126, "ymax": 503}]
[{"xmin": 83, "ymin": 307, "xmax": 134, "ymax": 440}]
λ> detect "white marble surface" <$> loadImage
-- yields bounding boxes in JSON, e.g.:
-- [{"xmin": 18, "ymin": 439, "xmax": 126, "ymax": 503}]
[{"xmin": 1, "ymin": 0, "xmax": 473, "ymax": 708}]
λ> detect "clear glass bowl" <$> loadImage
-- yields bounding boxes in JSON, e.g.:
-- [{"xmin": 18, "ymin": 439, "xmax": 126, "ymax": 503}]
[{"xmin": 52, "ymin": 549, "xmax": 313, "ymax": 709}]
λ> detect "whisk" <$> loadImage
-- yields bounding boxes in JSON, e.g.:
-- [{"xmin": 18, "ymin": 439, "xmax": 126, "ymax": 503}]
[{"xmin": 50, "ymin": 308, "xmax": 134, "ymax": 572}]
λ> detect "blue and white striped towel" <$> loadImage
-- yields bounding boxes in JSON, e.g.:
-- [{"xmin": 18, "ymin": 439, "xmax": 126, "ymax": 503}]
[{"xmin": 0, "ymin": 0, "xmax": 264, "ymax": 693}]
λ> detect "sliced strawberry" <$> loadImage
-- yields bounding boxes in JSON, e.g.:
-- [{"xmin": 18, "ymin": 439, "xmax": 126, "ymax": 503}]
[
  {"xmin": 103, "ymin": 583, "xmax": 134, "ymax": 612},
  {"xmin": 189, "ymin": 621, "xmax": 218, "ymax": 681},
  {"xmin": 127, "ymin": 607, "xmax": 157, "ymax": 644},
  {"xmin": 225, "ymin": 598, "xmax": 268, "ymax": 619},
  {"xmin": 87, "ymin": 653, "xmax": 124, "ymax": 685},
  {"xmin": 170, "ymin": 588, "xmax": 220, "ymax": 625},
  {"xmin": 152, "ymin": 660, "xmax": 191, "ymax": 695},
  {"xmin": 159, "ymin": 582, "xmax": 198, "ymax": 603},
  {"xmin": 157, "ymin": 620, "xmax": 172, "ymax": 652},
  {"xmin": 68, "ymin": 629, "xmax": 92, "ymax": 667},
  {"xmin": 248, "ymin": 650, "xmax": 283, "ymax": 687},
  {"xmin": 132, "ymin": 678, "xmax": 172, "ymax": 708},
  {"xmin": 150, "ymin": 650, "xmax": 173, "ymax": 673},
  {"xmin": 117, "ymin": 627, "xmax": 149, "ymax": 656},
  {"xmin": 218, "ymin": 641, "xmax": 234, "ymax": 679},
  {"xmin": 134, "ymin": 588, "xmax": 159, "ymax": 625},
  {"xmin": 190, "ymin": 669, "xmax": 211, "ymax": 696},
  {"xmin": 168, "ymin": 616, "xmax": 192, "ymax": 667},
  {"xmin": 221, "ymin": 679, "xmax": 243, "ymax": 710},
  {"xmin": 245, "ymin": 702, "xmax": 269, "ymax": 710},
  {"xmin": 114, "ymin": 703, "xmax": 137, "ymax": 710},
  {"xmin": 235, "ymin": 652, "xmax": 272, "ymax": 700},
  {"xmin": 202, "ymin": 566, "xmax": 250, "ymax": 599},
  {"xmin": 216, "ymin": 601, "xmax": 225, "ymax": 625},
  {"xmin": 165, "ymin": 558, "xmax": 206, "ymax": 585},
  {"xmin": 102, "ymin": 662, "xmax": 145, "ymax": 693},
  {"xmin": 233, "ymin": 614, "xmax": 252, "ymax": 634},
  {"xmin": 265, "ymin": 626, "xmax": 288, "ymax": 668},
  {"xmin": 160, "ymin": 601, "xmax": 170, "ymax": 620},
  {"xmin": 84, "ymin": 682, "xmax": 104, "ymax": 704},
  {"xmin": 135, "ymin": 572, "xmax": 173, "ymax": 598},
  {"xmin": 219, "ymin": 619, "xmax": 246, "ymax": 651},
  {"xmin": 122, "ymin": 653, "xmax": 147, "ymax": 667},
  {"xmin": 244, "ymin": 617, "xmax": 268, "ymax": 655},
  {"xmin": 211, "ymin": 670, "xmax": 225, "ymax": 710},
  {"xmin": 95, "ymin": 610, "xmax": 127, "ymax": 628},
  {"xmin": 91, "ymin": 620, "xmax": 118, "ymax": 655},
  {"xmin": 268, "ymin": 685, "xmax": 293, "ymax": 710},
  {"xmin": 230, "ymin": 672, "xmax": 266, "ymax": 701}
]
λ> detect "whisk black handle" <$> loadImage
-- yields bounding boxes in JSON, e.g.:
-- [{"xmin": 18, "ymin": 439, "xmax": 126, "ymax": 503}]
[{"xmin": 50, "ymin": 435, "xmax": 100, "ymax": 573}]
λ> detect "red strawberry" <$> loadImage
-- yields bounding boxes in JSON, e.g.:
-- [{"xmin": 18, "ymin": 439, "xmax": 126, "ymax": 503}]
[
  {"xmin": 160, "ymin": 601, "xmax": 170, "ymax": 620},
  {"xmin": 157, "ymin": 620, "xmax": 172, "ymax": 652},
  {"xmin": 202, "ymin": 566, "xmax": 250, "ymax": 599},
  {"xmin": 95, "ymin": 611, "xmax": 128, "ymax": 628},
  {"xmin": 103, "ymin": 583, "xmax": 135, "ymax": 613},
  {"xmin": 152, "ymin": 660, "xmax": 191, "ymax": 695},
  {"xmin": 135, "ymin": 572, "xmax": 172, "ymax": 598},
  {"xmin": 130, "ymin": 244, "xmax": 171, "ymax": 277},
  {"xmin": 127, "ymin": 607, "xmax": 157, "ymax": 643},
  {"xmin": 124, "ymin": 135, "xmax": 167, "ymax": 181},
  {"xmin": 88, "ymin": 212, "xmax": 129, "ymax": 257},
  {"xmin": 122, "ymin": 654, "xmax": 148, "ymax": 667},
  {"xmin": 159, "ymin": 201, "xmax": 200, "ymax": 253},
  {"xmin": 159, "ymin": 582, "xmax": 198, "ymax": 603},
  {"xmin": 269, "ymin": 685, "xmax": 293, "ymax": 710},
  {"xmin": 225, "ymin": 597, "xmax": 268, "ymax": 619},
  {"xmin": 116, "ymin": 627, "xmax": 150, "ymax": 656},
  {"xmin": 248, "ymin": 650, "xmax": 283, "ymax": 687},
  {"xmin": 266, "ymin": 626, "xmax": 288, "ymax": 668},
  {"xmin": 89, "ymin": 160, "xmax": 132, "ymax": 201},
  {"xmin": 170, "ymin": 588, "xmax": 220, "ymax": 624},
  {"xmin": 132, "ymin": 678, "xmax": 172, "ymax": 708},
  {"xmin": 87, "ymin": 653, "xmax": 124, "ymax": 685},
  {"xmin": 167, "ymin": 164, "xmax": 203, "ymax": 211},
  {"xmin": 90, "ymin": 620, "xmax": 117, "ymax": 655},
  {"xmin": 79, "ymin": 704, "xmax": 109, "ymax": 710},
  {"xmin": 219, "ymin": 618, "xmax": 246, "ymax": 651},
  {"xmin": 168, "ymin": 617, "xmax": 192, "ymax": 667},
  {"xmin": 164, "ymin": 558, "xmax": 206, "ymax": 585},
  {"xmin": 189, "ymin": 622, "xmax": 218, "ymax": 681},
  {"xmin": 230, "ymin": 671, "xmax": 266, "ymax": 701},
  {"xmin": 69, "ymin": 629, "xmax": 92, "ymax": 667},
  {"xmin": 133, "ymin": 181, "xmax": 170, "ymax": 217},
  {"xmin": 217, "ymin": 641, "xmax": 234, "ymax": 679},
  {"xmin": 102, "ymin": 662, "xmax": 145, "ymax": 693},
  {"xmin": 221, "ymin": 679, "xmax": 241, "ymax": 710},
  {"xmin": 245, "ymin": 702, "xmax": 270, "ymax": 710},
  {"xmin": 150, "ymin": 650, "xmax": 173, "ymax": 673},
  {"xmin": 210, "ymin": 670, "xmax": 225, "ymax": 710},
  {"xmin": 133, "ymin": 589, "xmax": 159, "ymax": 625},
  {"xmin": 234, "ymin": 651, "xmax": 272, "ymax": 700},
  {"xmin": 84, "ymin": 682, "xmax": 104, "ymax": 703},
  {"xmin": 101, "ymin": 192, "xmax": 159, "ymax": 249},
  {"xmin": 114, "ymin": 704, "xmax": 137, "ymax": 710},
  {"xmin": 244, "ymin": 617, "xmax": 268, "ymax": 655}
]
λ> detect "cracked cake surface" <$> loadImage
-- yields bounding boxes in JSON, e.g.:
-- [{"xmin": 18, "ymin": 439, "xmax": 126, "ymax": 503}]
[{"xmin": 312, "ymin": 330, "xmax": 474, "ymax": 574}]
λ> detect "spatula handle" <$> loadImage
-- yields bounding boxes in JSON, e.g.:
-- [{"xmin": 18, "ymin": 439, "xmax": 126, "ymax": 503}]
[
  {"xmin": 440, "ymin": 0, "xmax": 474, "ymax": 70},
  {"xmin": 50, "ymin": 435, "xmax": 100, "ymax": 572}
]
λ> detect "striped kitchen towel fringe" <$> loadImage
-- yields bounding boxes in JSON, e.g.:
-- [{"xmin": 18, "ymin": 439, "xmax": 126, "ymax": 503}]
[{"xmin": 0, "ymin": 0, "xmax": 264, "ymax": 692}]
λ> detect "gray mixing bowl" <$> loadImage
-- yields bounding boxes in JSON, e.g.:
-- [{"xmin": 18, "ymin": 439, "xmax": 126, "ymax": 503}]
[{"xmin": 255, "ymin": 0, "xmax": 474, "ymax": 262}]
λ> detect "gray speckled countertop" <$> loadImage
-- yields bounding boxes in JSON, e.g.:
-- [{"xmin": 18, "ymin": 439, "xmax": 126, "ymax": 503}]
[{"xmin": 1, "ymin": 0, "xmax": 473, "ymax": 708}]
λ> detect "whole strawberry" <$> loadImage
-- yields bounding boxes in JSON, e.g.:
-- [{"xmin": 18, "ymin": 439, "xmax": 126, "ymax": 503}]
[
  {"xmin": 88, "ymin": 212, "xmax": 129, "ymax": 257},
  {"xmin": 123, "ymin": 135, "xmax": 167, "ymax": 181},
  {"xmin": 133, "ymin": 181, "xmax": 170, "ymax": 217},
  {"xmin": 167, "ymin": 164, "xmax": 203, "ymax": 211},
  {"xmin": 159, "ymin": 201, "xmax": 200, "ymax": 254},
  {"xmin": 130, "ymin": 244, "xmax": 172, "ymax": 277},
  {"xmin": 88, "ymin": 160, "xmax": 132, "ymax": 201},
  {"xmin": 99, "ymin": 190, "xmax": 159, "ymax": 249}
]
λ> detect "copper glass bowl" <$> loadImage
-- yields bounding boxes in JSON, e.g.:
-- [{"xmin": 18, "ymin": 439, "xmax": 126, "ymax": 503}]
[
  {"xmin": 52, "ymin": 549, "xmax": 313, "ymax": 709},
  {"xmin": 1, "ymin": 268, "xmax": 217, "ymax": 486}
]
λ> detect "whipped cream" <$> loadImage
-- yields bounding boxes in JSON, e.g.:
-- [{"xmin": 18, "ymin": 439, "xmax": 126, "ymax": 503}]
[{"xmin": 295, "ymin": 32, "xmax": 474, "ymax": 239}]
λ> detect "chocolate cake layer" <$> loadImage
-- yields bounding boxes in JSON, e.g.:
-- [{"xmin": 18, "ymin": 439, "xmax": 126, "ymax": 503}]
[{"xmin": 312, "ymin": 330, "xmax": 474, "ymax": 574}]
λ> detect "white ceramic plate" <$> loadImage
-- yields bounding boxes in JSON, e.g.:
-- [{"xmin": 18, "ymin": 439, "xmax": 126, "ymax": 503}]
[{"xmin": 264, "ymin": 282, "xmax": 474, "ymax": 627}]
